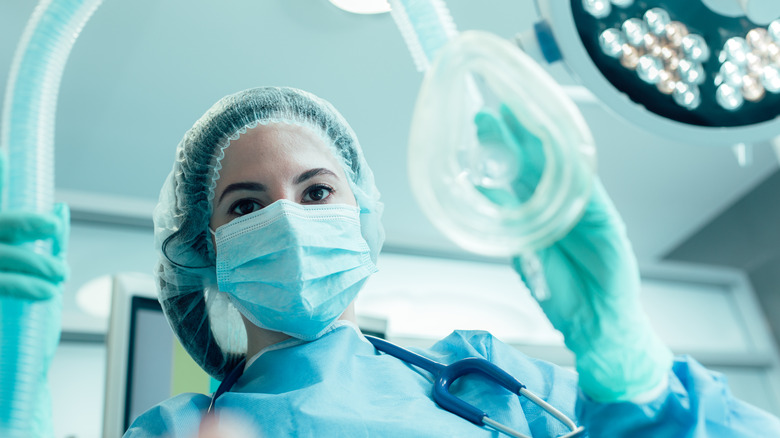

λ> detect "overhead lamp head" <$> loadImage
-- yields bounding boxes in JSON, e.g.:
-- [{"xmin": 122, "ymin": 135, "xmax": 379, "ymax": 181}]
[{"xmin": 534, "ymin": 0, "xmax": 780, "ymax": 145}]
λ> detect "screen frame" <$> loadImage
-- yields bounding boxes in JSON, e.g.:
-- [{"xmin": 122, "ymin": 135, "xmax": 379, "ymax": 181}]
[
  {"xmin": 102, "ymin": 272, "xmax": 158, "ymax": 438},
  {"xmin": 123, "ymin": 295, "xmax": 164, "ymax": 430}
]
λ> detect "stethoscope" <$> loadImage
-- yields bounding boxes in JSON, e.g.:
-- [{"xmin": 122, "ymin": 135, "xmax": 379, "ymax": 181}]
[{"xmin": 207, "ymin": 336, "xmax": 585, "ymax": 438}]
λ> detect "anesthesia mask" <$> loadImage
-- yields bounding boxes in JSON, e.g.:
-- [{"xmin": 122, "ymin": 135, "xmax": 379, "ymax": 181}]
[{"xmin": 408, "ymin": 31, "xmax": 597, "ymax": 263}]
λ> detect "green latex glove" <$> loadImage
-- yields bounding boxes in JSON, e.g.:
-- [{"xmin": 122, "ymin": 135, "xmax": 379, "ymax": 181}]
[
  {"xmin": 472, "ymin": 106, "xmax": 545, "ymax": 207},
  {"xmin": 475, "ymin": 106, "xmax": 672, "ymax": 403},
  {"xmin": 0, "ymin": 203, "xmax": 70, "ymax": 300}
]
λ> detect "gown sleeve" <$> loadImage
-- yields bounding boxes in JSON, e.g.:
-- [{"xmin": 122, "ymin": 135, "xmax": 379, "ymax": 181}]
[
  {"xmin": 123, "ymin": 392, "xmax": 211, "ymax": 438},
  {"xmin": 435, "ymin": 331, "xmax": 780, "ymax": 437},
  {"xmin": 576, "ymin": 354, "xmax": 780, "ymax": 437}
]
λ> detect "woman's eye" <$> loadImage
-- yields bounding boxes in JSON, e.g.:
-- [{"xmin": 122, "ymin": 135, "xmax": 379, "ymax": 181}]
[
  {"xmin": 230, "ymin": 199, "xmax": 262, "ymax": 216},
  {"xmin": 303, "ymin": 185, "xmax": 333, "ymax": 203}
]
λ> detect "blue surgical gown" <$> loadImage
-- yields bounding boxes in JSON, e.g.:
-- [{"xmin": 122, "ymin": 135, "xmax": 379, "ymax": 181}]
[{"xmin": 125, "ymin": 321, "xmax": 780, "ymax": 437}]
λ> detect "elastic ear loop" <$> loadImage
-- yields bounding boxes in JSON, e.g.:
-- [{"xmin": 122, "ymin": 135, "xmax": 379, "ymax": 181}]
[{"xmin": 161, "ymin": 231, "xmax": 213, "ymax": 269}]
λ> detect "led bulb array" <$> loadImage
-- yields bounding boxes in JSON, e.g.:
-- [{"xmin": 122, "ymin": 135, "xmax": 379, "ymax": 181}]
[
  {"xmin": 589, "ymin": 1, "xmax": 780, "ymax": 112},
  {"xmin": 715, "ymin": 27, "xmax": 780, "ymax": 110},
  {"xmin": 598, "ymin": 7, "xmax": 707, "ymax": 109}
]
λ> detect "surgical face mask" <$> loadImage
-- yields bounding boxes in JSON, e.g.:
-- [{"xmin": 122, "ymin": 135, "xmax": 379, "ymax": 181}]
[{"xmin": 211, "ymin": 199, "xmax": 377, "ymax": 340}]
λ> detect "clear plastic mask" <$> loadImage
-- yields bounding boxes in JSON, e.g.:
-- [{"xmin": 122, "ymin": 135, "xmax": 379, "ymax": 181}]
[{"xmin": 408, "ymin": 31, "xmax": 597, "ymax": 257}]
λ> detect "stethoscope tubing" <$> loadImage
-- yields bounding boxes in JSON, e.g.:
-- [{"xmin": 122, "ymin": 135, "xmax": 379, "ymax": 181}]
[
  {"xmin": 206, "ymin": 336, "xmax": 585, "ymax": 438},
  {"xmin": 365, "ymin": 335, "xmax": 585, "ymax": 438}
]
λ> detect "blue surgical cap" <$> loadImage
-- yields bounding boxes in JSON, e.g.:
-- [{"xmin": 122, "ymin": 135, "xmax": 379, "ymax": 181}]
[{"xmin": 153, "ymin": 87, "xmax": 385, "ymax": 379}]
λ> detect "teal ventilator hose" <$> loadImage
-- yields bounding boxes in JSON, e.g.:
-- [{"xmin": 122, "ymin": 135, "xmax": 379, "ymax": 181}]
[
  {"xmin": 387, "ymin": 0, "xmax": 458, "ymax": 71},
  {"xmin": 0, "ymin": 0, "xmax": 103, "ymax": 436}
]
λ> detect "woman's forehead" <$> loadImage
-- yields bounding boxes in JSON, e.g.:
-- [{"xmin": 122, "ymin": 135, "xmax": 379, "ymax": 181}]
[
  {"xmin": 228, "ymin": 122, "xmax": 331, "ymax": 156},
  {"xmin": 217, "ymin": 122, "xmax": 346, "ymax": 179}
]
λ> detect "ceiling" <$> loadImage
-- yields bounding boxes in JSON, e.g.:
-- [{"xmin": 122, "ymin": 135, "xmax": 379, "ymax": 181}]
[{"xmin": 1, "ymin": 0, "xmax": 778, "ymax": 265}]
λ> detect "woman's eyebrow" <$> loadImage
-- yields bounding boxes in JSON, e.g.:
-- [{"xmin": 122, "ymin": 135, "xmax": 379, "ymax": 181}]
[
  {"xmin": 294, "ymin": 168, "xmax": 337, "ymax": 184},
  {"xmin": 219, "ymin": 181, "xmax": 266, "ymax": 203}
]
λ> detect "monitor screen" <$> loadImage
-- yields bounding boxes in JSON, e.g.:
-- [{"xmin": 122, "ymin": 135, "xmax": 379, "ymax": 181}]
[
  {"xmin": 123, "ymin": 296, "xmax": 219, "ymax": 430},
  {"xmin": 103, "ymin": 273, "xmax": 219, "ymax": 436}
]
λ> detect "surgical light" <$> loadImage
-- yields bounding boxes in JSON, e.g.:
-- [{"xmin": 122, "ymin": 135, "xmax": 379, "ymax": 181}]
[
  {"xmin": 611, "ymin": 0, "xmax": 634, "ymax": 7},
  {"xmin": 678, "ymin": 59, "xmax": 705, "ymax": 85},
  {"xmin": 664, "ymin": 21, "xmax": 688, "ymax": 46},
  {"xmin": 681, "ymin": 34, "xmax": 710, "ymax": 62},
  {"xmin": 746, "ymin": 28, "xmax": 770, "ymax": 53},
  {"xmin": 583, "ymin": 0, "xmax": 612, "ymax": 19},
  {"xmin": 763, "ymin": 65, "xmax": 780, "ymax": 92},
  {"xmin": 620, "ymin": 44, "xmax": 641, "ymax": 69},
  {"xmin": 657, "ymin": 69, "xmax": 676, "ymax": 94},
  {"xmin": 599, "ymin": 28, "xmax": 625, "ymax": 57},
  {"xmin": 741, "ymin": 74, "xmax": 765, "ymax": 101},
  {"xmin": 719, "ymin": 60, "xmax": 744, "ymax": 87},
  {"xmin": 673, "ymin": 82, "xmax": 702, "ymax": 109},
  {"xmin": 526, "ymin": 1, "xmax": 780, "ymax": 146},
  {"xmin": 621, "ymin": 18, "xmax": 647, "ymax": 46},
  {"xmin": 637, "ymin": 55, "xmax": 664, "ymax": 84},
  {"xmin": 644, "ymin": 8, "xmax": 671, "ymax": 36},
  {"xmin": 770, "ymin": 19, "xmax": 780, "ymax": 41},
  {"xmin": 716, "ymin": 83, "xmax": 744, "ymax": 110},
  {"xmin": 724, "ymin": 36, "xmax": 750, "ymax": 65}
]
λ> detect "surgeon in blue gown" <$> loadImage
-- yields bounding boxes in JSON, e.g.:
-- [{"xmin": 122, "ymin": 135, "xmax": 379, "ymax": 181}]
[{"xmin": 3, "ymin": 86, "xmax": 780, "ymax": 437}]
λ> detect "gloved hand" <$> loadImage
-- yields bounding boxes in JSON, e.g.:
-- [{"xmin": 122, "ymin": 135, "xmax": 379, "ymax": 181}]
[
  {"xmin": 475, "ymin": 105, "xmax": 673, "ymax": 403},
  {"xmin": 0, "ymin": 203, "xmax": 70, "ymax": 300}
]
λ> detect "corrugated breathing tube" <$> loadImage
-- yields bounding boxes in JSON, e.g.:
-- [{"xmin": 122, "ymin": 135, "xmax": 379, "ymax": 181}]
[{"xmin": 0, "ymin": 1, "xmax": 103, "ymax": 436}]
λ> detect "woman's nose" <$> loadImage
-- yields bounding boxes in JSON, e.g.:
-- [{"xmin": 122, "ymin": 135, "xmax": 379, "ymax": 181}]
[{"xmin": 266, "ymin": 187, "xmax": 297, "ymax": 205}]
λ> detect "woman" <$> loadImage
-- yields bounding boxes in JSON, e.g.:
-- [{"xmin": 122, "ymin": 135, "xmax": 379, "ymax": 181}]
[{"xmin": 4, "ymin": 87, "xmax": 779, "ymax": 436}]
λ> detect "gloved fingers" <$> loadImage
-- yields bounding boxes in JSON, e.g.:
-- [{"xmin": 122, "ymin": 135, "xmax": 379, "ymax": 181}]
[
  {"xmin": 0, "ymin": 272, "xmax": 61, "ymax": 300},
  {"xmin": 498, "ymin": 104, "xmax": 546, "ymax": 155},
  {"xmin": 474, "ymin": 104, "xmax": 547, "ymax": 170},
  {"xmin": 473, "ymin": 106, "xmax": 546, "ymax": 203},
  {"xmin": 513, "ymin": 247, "xmax": 589, "ymax": 328},
  {"xmin": 551, "ymin": 179, "xmax": 640, "ymax": 289},
  {"xmin": 51, "ymin": 203, "xmax": 70, "ymax": 257},
  {"xmin": 0, "ymin": 210, "xmax": 61, "ymax": 244},
  {"xmin": 0, "ymin": 243, "xmax": 69, "ymax": 283},
  {"xmin": 511, "ymin": 178, "xmax": 637, "ymax": 302},
  {"xmin": 474, "ymin": 107, "xmax": 507, "ymax": 145},
  {"xmin": 499, "ymin": 105, "xmax": 546, "ymax": 189}
]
